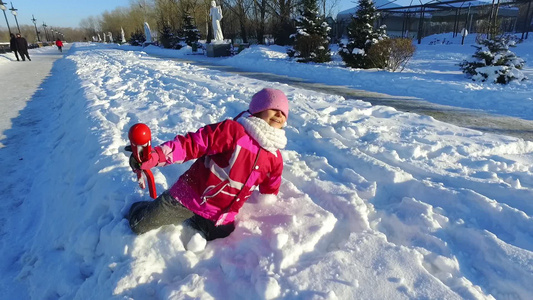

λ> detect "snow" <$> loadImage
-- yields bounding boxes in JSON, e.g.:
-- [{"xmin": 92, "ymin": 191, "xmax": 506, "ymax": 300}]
[
  {"xmin": 0, "ymin": 46, "xmax": 64, "ymax": 147},
  {"xmin": 121, "ymin": 33, "xmax": 532, "ymax": 121},
  {"xmin": 0, "ymin": 33, "xmax": 532, "ymax": 299}
]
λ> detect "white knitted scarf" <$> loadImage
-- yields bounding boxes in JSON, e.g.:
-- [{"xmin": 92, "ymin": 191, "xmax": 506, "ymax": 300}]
[{"xmin": 237, "ymin": 113, "xmax": 287, "ymax": 154}]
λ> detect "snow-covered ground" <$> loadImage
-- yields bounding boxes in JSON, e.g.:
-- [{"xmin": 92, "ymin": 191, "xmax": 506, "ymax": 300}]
[
  {"xmin": 0, "ymin": 35, "xmax": 532, "ymax": 299},
  {"xmin": 0, "ymin": 46, "xmax": 65, "ymax": 147},
  {"xmin": 124, "ymin": 33, "xmax": 533, "ymax": 121}
]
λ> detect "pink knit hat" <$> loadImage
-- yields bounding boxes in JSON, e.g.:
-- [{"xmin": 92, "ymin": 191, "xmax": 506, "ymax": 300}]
[{"xmin": 249, "ymin": 88, "xmax": 289, "ymax": 119}]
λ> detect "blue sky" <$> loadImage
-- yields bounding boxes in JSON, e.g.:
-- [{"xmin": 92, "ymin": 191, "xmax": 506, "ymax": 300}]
[
  {"xmin": 1, "ymin": 0, "xmax": 131, "ymax": 28},
  {"xmin": 1, "ymin": 0, "xmax": 412, "ymax": 29}
]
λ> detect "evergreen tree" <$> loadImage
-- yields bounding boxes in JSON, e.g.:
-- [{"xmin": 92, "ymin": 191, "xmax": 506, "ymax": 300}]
[
  {"xmin": 159, "ymin": 24, "xmax": 174, "ymax": 49},
  {"xmin": 339, "ymin": 0, "xmax": 387, "ymax": 68},
  {"xmin": 129, "ymin": 29, "xmax": 146, "ymax": 46},
  {"xmin": 274, "ymin": 21, "xmax": 295, "ymax": 46},
  {"xmin": 287, "ymin": 0, "xmax": 331, "ymax": 63},
  {"xmin": 183, "ymin": 15, "xmax": 201, "ymax": 51},
  {"xmin": 158, "ymin": 23, "xmax": 184, "ymax": 49},
  {"xmin": 459, "ymin": 36, "xmax": 526, "ymax": 84}
]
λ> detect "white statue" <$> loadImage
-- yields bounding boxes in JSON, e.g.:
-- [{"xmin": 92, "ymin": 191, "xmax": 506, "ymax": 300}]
[
  {"xmin": 210, "ymin": 1, "xmax": 223, "ymax": 41},
  {"xmin": 121, "ymin": 27, "xmax": 127, "ymax": 43},
  {"xmin": 144, "ymin": 22, "xmax": 152, "ymax": 43}
]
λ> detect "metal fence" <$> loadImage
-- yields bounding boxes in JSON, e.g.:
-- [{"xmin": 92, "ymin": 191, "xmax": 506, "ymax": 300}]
[{"xmin": 333, "ymin": 0, "xmax": 533, "ymax": 44}]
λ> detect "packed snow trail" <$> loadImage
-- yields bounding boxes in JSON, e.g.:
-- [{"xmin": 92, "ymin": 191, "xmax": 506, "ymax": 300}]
[
  {"xmin": 0, "ymin": 46, "xmax": 67, "ymax": 147},
  {"xmin": 0, "ymin": 43, "xmax": 532, "ymax": 299}
]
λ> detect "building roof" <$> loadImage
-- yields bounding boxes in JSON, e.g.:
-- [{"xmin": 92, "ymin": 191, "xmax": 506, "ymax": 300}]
[
  {"xmin": 338, "ymin": 0, "xmax": 403, "ymax": 17},
  {"xmin": 337, "ymin": 0, "xmax": 517, "ymax": 18}
]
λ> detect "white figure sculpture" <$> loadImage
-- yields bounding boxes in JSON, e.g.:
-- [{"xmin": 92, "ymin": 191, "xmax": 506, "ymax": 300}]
[
  {"xmin": 210, "ymin": 1, "xmax": 223, "ymax": 41},
  {"xmin": 144, "ymin": 22, "xmax": 152, "ymax": 43},
  {"xmin": 121, "ymin": 27, "xmax": 127, "ymax": 43}
]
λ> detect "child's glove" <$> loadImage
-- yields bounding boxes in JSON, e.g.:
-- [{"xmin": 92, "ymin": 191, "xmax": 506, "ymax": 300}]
[
  {"xmin": 128, "ymin": 153, "xmax": 141, "ymax": 171},
  {"xmin": 125, "ymin": 146, "xmax": 165, "ymax": 171}
]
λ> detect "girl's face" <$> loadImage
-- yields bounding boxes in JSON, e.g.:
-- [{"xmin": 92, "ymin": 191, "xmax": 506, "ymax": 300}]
[{"xmin": 255, "ymin": 109, "xmax": 286, "ymax": 129}]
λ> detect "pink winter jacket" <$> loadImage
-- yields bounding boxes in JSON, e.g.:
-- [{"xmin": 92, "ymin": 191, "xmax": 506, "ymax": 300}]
[{"xmin": 157, "ymin": 119, "xmax": 283, "ymax": 225}]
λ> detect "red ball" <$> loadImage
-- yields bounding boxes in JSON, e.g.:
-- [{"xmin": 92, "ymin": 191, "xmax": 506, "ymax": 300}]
[{"xmin": 129, "ymin": 123, "xmax": 151, "ymax": 145}]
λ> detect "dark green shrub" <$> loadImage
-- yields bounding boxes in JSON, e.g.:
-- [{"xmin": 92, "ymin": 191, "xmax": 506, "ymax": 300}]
[{"xmin": 129, "ymin": 30, "xmax": 145, "ymax": 46}]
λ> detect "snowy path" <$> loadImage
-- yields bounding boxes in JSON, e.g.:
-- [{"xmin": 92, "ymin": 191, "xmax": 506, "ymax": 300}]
[
  {"xmin": 0, "ymin": 46, "xmax": 66, "ymax": 147},
  {"xmin": 0, "ymin": 44, "xmax": 532, "ymax": 299}
]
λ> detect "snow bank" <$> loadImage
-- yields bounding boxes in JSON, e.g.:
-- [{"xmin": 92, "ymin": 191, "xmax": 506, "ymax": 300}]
[{"xmin": 1, "ymin": 41, "xmax": 532, "ymax": 299}]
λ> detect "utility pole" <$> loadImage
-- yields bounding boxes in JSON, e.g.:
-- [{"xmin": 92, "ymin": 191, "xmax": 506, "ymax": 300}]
[
  {"xmin": 522, "ymin": 0, "xmax": 532, "ymax": 39},
  {"xmin": 32, "ymin": 14, "xmax": 41, "ymax": 42},
  {"xmin": 43, "ymin": 22, "xmax": 49, "ymax": 41},
  {"xmin": 417, "ymin": 6, "xmax": 426, "ymax": 44},
  {"xmin": 0, "ymin": 1, "xmax": 12, "ymax": 35},
  {"xmin": 9, "ymin": 1, "xmax": 20, "ymax": 33},
  {"xmin": 462, "ymin": 4, "xmax": 471, "ymax": 45}
]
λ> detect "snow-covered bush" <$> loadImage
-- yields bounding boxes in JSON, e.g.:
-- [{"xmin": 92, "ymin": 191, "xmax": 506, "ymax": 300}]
[
  {"xmin": 287, "ymin": 0, "xmax": 331, "ymax": 63},
  {"xmin": 460, "ymin": 36, "xmax": 526, "ymax": 84},
  {"xmin": 366, "ymin": 38, "xmax": 416, "ymax": 71},
  {"xmin": 339, "ymin": 0, "xmax": 388, "ymax": 68}
]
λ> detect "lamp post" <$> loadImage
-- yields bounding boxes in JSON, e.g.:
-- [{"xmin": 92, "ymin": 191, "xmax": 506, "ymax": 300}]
[
  {"xmin": 0, "ymin": 0, "xmax": 11, "ymax": 35},
  {"xmin": 42, "ymin": 22, "xmax": 48, "ymax": 41},
  {"xmin": 32, "ymin": 14, "xmax": 41, "ymax": 42},
  {"xmin": 9, "ymin": 2, "xmax": 20, "ymax": 34}
]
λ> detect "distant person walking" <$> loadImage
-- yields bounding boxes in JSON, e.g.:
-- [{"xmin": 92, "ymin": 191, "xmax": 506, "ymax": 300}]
[
  {"xmin": 9, "ymin": 34, "xmax": 20, "ymax": 61},
  {"xmin": 15, "ymin": 34, "xmax": 31, "ymax": 61},
  {"xmin": 55, "ymin": 38, "xmax": 63, "ymax": 52}
]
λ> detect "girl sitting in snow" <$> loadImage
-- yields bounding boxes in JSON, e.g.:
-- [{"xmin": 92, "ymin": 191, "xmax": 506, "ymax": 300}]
[{"xmin": 127, "ymin": 88, "xmax": 289, "ymax": 246}]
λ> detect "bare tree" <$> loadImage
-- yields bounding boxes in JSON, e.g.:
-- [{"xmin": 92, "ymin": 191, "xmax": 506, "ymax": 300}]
[
  {"xmin": 154, "ymin": 0, "xmax": 181, "ymax": 31},
  {"xmin": 72, "ymin": 0, "xmax": 320, "ymax": 46},
  {"xmin": 79, "ymin": 16, "xmax": 101, "ymax": 39},
  {"xmin": 251, "ymin": 0, "xmax": 269, "ymax": 43},
  {"xmin": 268, "ymin": 0, "xmax": 301, "ymax": 45},
  {"xmin": 100, "ymin": 8, "xmax": 130, "ymax": 41},
  {"xmin": 222, "ymin": 0, "xmax": 256, "ymax": 42},
  {"xmin": 318, "ymin": 0, "xmax": 340, "ymax": 17}
]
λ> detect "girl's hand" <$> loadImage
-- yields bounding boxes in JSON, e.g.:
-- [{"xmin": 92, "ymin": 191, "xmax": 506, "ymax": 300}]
[
  {"xmin": 138, "ymin": 151, "xmax": 160, "ymax": 170},
  {"xmin": 125, "ymin": 146, "xmax": 164, "ymax": 170}
]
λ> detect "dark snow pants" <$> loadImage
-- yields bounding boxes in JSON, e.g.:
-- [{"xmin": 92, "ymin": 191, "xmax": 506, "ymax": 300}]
[
  {"xmin": 18, "ymin": 50, "xmax": 30, "ymax": 61},
  {"xmin": 128, "ymin": 192, "xmax": 235, "ymax": 241},
  {"xmin": 12, "ymin": 50, "xmax": 19, "ymax": 61}
]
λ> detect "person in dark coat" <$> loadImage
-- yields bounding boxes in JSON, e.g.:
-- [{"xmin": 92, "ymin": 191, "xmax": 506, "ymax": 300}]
[
  {"xmin": 9, "ymin": 33, "xmax": 20, "ymax": 61},
  {"xmin": 15, "ymin": 33, "xmax": 31, "ymax": 61}
]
